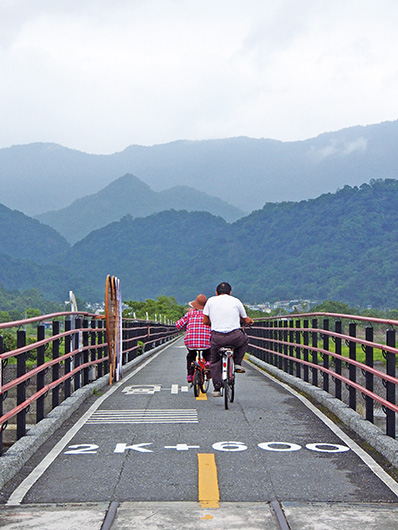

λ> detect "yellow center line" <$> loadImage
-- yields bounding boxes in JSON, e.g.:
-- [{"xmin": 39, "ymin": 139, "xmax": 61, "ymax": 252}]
[
  {"xmin": 196, "ymin": 389, "xmax": 207, "ymax": 400},
  {"xmin": 198, "ymin": 453, "xmax": 220, "ymax": 508}
]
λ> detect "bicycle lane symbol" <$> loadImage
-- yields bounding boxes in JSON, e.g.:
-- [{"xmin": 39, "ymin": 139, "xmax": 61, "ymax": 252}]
[{"xmin": 121, "ymin": 385, "xmax": 161, "ymax": 395}]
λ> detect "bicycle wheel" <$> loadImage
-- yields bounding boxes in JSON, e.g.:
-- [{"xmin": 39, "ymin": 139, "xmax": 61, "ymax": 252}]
[
  {"xmin": 229, "ymin": 360, "xmax": 235, "ymax": 403},
  {"xmin": 230, "ymin": 378, "xmax": 235, "ymax": 403},
  {"xmin": 202, "ymin": 372, "xmax": 210, "ymax": 393},
  {"xmin": 193, "ymin": 369, "xmax": 201, "ymax": 397},
  {"xmin": 223, "ymin": 378, "xmax": 230, "ymax": 409}
]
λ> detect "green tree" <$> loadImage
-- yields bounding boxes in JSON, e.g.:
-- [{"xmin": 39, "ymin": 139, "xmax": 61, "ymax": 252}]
[{"xmin": 123, "ymin": 296, "xmax": 186, "ymax": 322}]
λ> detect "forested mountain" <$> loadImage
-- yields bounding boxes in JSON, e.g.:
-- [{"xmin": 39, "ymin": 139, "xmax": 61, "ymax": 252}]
[
  {"xmin": 0, "ymin": 285, "xmax": 64, "ymax": 321},
  {"xmin": 1, "ymin": 120, "xmax": 398, "ymax": 216},
  {"xmin": 2, "ymin": 179, "xmax": 398, "ymax": 308},
  {"xmin": 35, "ymin": 174, "xmax": 245, "ymax": 243},
  {"xmin": 61, "ymin": 179, "xmax": 398, "ymax": 308},
  {"xmin": 0, "ymin": 251, "xmax": 87, "ymax": 302},
  {"xmin": 64, "ymin": 210, "xmax": 229, "ymax": 302},
  {"xmin": 0, "ymin": 203, "xmax": 69, "ymax": 263}
]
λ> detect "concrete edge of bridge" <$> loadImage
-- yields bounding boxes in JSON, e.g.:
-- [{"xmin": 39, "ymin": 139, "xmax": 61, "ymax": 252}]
[
  {"xmin": 247, "ymin": 354, "xmax": 398, "ymax": 469},
  {"xmin": 0, "ymin": 337, "xmax": 180, "ymax": 491}
]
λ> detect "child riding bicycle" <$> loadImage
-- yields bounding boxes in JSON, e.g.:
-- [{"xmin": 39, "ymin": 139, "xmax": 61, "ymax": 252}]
[{"xmin": 175, "ymin": 294, "xmax": 211, "ymax": 383}]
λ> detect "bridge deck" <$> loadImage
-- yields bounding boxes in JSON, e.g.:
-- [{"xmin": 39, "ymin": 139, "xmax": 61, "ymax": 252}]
[{"xmin": 1, "ymin": 337, "xmax": 398, "ymax": 529}]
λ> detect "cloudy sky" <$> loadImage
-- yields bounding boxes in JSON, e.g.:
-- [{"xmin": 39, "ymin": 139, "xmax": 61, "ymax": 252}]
[{"xmin": 1, "ymin": 0, "xmax": 398, "ymax": 154}]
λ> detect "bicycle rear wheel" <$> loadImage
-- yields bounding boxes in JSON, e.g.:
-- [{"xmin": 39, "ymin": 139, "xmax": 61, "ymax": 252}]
[
  {"xmin": 229, "ymin": 359, "xmax": 235, "ymax": 403},
  {"xmin": 193, "ymin": 369, "xmax": 202, "ymax": 397},
  {"xmin": 230, "ymin": 379, "xmax": 235, "ymax": 403},
  {"xmin": 202, "ymin": 375, "xmax": 210, "ymax": 393},
  {"xmin": 223, "ymin": 379, "xmax": 230, "ymax": 409},
  {"xmin": 223, "ymin": 356, "xmax": 232, "ymax": 409}
]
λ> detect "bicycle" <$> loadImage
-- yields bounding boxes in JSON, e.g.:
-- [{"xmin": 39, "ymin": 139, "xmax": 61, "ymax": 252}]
[
  {"xmin": 191, "ymin": 349, "xmax": 211, "ymax": 397},
  {"xmin": 219, "ymin": 346, "xmax": 235, "ymax": 409}
]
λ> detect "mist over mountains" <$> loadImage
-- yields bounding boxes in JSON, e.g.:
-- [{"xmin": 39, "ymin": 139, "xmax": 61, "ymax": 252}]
[{"xmin": 1, "ymin": 120, "xmax": 398, "ymax": 216}]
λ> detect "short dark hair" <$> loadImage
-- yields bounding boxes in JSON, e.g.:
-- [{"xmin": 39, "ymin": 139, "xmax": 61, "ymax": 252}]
[{"xmin": 216, "ymin": 282, "xmax": 232, "ymax": 295}]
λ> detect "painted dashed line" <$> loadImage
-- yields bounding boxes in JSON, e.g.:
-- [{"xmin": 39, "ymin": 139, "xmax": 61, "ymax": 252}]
[{"xmin": 86, "ymin": 409, "xmax": 198, "ymax": 424}]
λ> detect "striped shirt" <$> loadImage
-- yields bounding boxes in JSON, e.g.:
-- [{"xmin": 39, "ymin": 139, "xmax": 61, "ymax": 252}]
[{"xmin": 175, "ymin": 309, "xmax": 211, "ymax": 349}]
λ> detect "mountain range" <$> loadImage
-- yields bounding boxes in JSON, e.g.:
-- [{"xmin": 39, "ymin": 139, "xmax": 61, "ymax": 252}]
[
  {"xmin": 1, "ymin": 120, "xmax": 398, "ymax": 216},
  {"xmin": 2, "ymin": 178, "xmax": 398, "ymax": 308},
  {"xmin": 35, "ymin": 173, "xmax": 245, "ymax": 243}
]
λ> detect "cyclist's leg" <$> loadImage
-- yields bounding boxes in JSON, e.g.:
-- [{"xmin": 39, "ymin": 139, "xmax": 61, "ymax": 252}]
[
  {"xmin": 209, "ymin": 340, "xmax": 222, "ymax": 391},
  {"xmin": 228, "ymin": 330, "xmax": 249, "ymax": 366},
  {"xmin": 186, "ymin": 349, "xmax": 196, "ymax": 382},
  {"xmin": 203, "ymin": 348, "xmax": 211, "ymax": 371}
]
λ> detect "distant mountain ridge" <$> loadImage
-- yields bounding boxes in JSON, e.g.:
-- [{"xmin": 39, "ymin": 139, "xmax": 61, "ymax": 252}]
[
  {"xmin": 3, "ymin": 179, "xmax": 398, "ymax": 308},
  {"xmin": 1, "ymin": 120, "xmax": 398, "ymax": 216},
  {"xmin": 0, "ymin": 203, "xmax": 69, "ymax": 263},
  {"xmin": 35, "ymin": 174, "xmax": 245, "ymax": 243},
  {"xmin": 61, "ymin": 178, "xmax": 398, "ymax": 307}
]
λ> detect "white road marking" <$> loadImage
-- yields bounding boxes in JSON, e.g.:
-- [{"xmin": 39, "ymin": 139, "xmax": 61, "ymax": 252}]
[
  {"xmin": 86, "ymin": 409, "xmax": 198, "ymax": 424},
  {"xmin": 114, "ymin": 443, "xmax": 153, "ymax": 453},
  {"xmin": 250, "ymin": 361, "xmax": 398, "ymax": 497},
  {"xmin": 122, "ymin": 385, "xmax": 161, "ymax": 395},
  {"xmin": 164, "ymin": 444, "xmax": 200, "ymax": 451},
  {"xmin": 121, "ymin": 384, "xmax": 190, "ymax": 395}
]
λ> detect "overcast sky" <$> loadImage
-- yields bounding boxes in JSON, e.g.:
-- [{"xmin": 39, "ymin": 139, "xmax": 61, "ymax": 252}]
[{"xmin": 1, "ymin": 0, "xmax": 398, "ymax": 154}]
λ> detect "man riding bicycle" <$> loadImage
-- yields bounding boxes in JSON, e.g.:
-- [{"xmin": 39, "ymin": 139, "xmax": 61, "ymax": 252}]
[{"xmin": 203, "ymin": 282, "xmax": 254, "ymax": 397}]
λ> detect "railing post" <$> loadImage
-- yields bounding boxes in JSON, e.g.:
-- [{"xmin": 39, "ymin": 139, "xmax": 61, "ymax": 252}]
[
  {"xmin": 0, "ymin": 334, "xmax": 3, "ymax": 455},
  {"xmin": 348, "ymin": 322, "xmax": 356, "ymax": 411},
  {"xmin": 52, "ymin": 320, "xmax": 60, "ymax": 409},
  {"xmin": 122, "ymin": 321, "xmax": 127, "ymax": 365},
  {"xmin": 385, "ymin": 328, "xmax": 396, "ymax": 438},
  {"xmin": 74, "ymin": 317, "xmax": 82, "ymax": 390},
  {"xmin": 82, "ymin": 318, "xmax": 89, "ymax": 386},
  {"xmin": 90, "ymin": 318, "xmax": 97, "ymax": 381},
  {"xmin": 288, "ymin": 320, "xmax": 294, "ymax": 375},
  {"xmin": 261, "ymin": 321, "xmax": 267, "ymax": 362},
  {"xmin": 278, "ymin": 320, "xmax": 283, "ymax": 370},
  {"xmin": 311, "ymin": 318, "xmax": 318, "ymax": 387},
  {"xmin": 64, "ymin": 319, "xmax": 72, "ymax": 398},
  {"xmin": 323, "ymin": 319, "xmax": 329, "ymax": 393},
  {"xmin": 269, "ymin": 321, "xmax": 274, "ymax": 365},
  {"xmin": 262, "ymin": 321, "xmax": 267, "ymax": 363},
  {"xmin": 334, "ymin": 321, "xmax": 342, "ymax": 400},
  {"xmin": 283, "ymin": 320, "xmax": 288, "ymax": 372},
  {"xmin": 97, "ymin": 320, "xmax": 104, "ymax": 377},
  {"xmin": 364, "ymin": 326, "xmax": 374, "ymax": 423},
  {"xmin": 295, "ymin": 320, "xmax": 301, "ymax": 378},
  {"xmin": 36, "ymin": 324, "xmax": 46, "ymax": 422},
  {"xmin": 303, "ymin": 320, "xmax": 309, "ymax": 382},
  {"xmin": 16, "ymin": 329, "xmax": 26, "ymax": 440}
]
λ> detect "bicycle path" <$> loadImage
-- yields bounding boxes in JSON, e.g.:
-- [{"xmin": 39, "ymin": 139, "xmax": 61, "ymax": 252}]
[{"xmin": 1, "ymin": 337, "xmax": 398, "ymax": 529}]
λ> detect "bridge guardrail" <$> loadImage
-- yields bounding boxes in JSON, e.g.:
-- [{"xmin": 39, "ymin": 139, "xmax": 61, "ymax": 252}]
[
  {"xmin": 0, "ymin": 312, "xmax": 179, "ymax": 455},
  {"xmin": 246, "ymin": 312, "xmax": 398, "ymax": 439}
]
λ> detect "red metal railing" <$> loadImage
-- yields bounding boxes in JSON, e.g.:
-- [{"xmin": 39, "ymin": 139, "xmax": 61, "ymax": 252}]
[
  {"xmin": 246, "ymin": 312, "xmax": 398, "ymax": 438},
  {"xmin": 0, "ymin": 312, "xmax": 179, "ymax": 454}
]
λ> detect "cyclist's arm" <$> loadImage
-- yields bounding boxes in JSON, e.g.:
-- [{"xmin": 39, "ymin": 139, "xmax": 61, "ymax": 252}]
[
  {"xmin": 203, "ymin": 315, "xmax": 211, "ymax": 326},
  {"xmin": 241, "ymin": 316, "xmax": 254, "ymax": 326},
  {"xmin": 176, "ymin": 313, "xmax": 189, "ymax": 330}
]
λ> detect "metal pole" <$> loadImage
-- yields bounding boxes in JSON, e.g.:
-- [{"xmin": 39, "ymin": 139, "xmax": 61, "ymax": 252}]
[
  {"xmin": 36, "ymin": 324, "xmax": 45, "ymax": 422},
  {"xmin": 16, "ymin": 329, "xmax": 26, "ymax": 440},
  {"xmin": 386, "ymin": 328, "xmax": 396, "ymax": 438}
]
